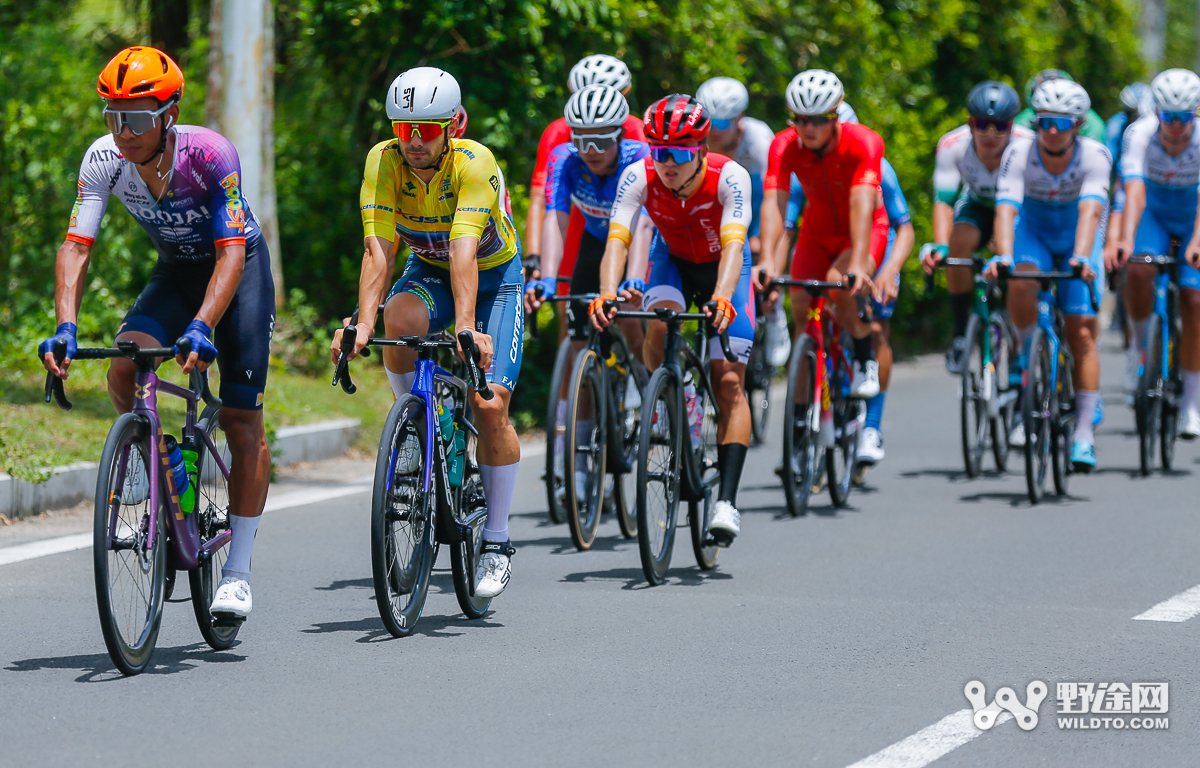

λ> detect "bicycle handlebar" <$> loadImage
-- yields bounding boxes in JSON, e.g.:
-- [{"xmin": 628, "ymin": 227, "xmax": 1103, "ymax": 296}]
[
  {"xmin": 44, "ymin": 339, "xmax": 220, "ymax": 412},
  {"xmin": 456, "ymin": 330, "xmax": 494, "ymax": 400},
  {"xmin": 613, "ymin": 306, "xmax": 737, "ymax": 362},
  {"xmin": 923, "ymin": 257, "xmax": 980, "ymax": 292},
  {"xmin": 1001, "ymin": 262, "xmax": 1099, "ymax": 312},
  {"xmin": 768, "ymin": 275, "xmax": 871, "ymax": 323}
]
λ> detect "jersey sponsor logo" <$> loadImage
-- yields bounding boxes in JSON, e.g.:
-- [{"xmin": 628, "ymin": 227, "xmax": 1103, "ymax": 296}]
[
  {"xmin": 362, "ymin": 204, "xmax": 395, "ymax": 213},
  {"xmin": 859, "ymin": 169, "xmax": 880, "ymax": 186},
  {"xmin": 129, "ymin": 205, "xmax": 213, "ymax": 226},
  {"xmin": 402, "ymin": 87, "xmax": 415, "ymax": 112},
  {"xmin": 88, "ymin": 148, "xmax": 122, "ymax": 165},
  {"xmin": 399, "ymin": 212, "xmax": 454, "ymax": 224},
  {"xmin": 453, "ymin": 147, "xmax": 476, "ymax": 160},
  {"xmin": 219, "ymin": 172, "xmax": 247, "ymax": 232},
  {"xmin": 489, "ymin": 174, "xmax": 499, "ymax": 192},
  {"xmin": 190, "ymin": 167, "xmax": 209, "ymax": 191},
  {"xmin": 256, "ymin": 392, "xmax": 263, "ymax": 407}
]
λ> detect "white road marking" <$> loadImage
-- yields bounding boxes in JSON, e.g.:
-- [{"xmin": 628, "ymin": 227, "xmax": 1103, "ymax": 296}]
[
  {"xmin": 1133, "ymin": 583, "xmax": 1200, "ymax": 622},
  {"xmin": 845, "ymin": 709, "xmax": 1010, "ymax": 768}
]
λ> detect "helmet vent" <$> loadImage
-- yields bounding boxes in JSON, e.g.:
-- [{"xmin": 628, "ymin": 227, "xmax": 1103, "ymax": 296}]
[
  {"xmin": 130, "ymin": 83, "xmax": 155, "ymax": 94},
  {"xmin": 428, "ymin": 87, "xmax": 438, "ymax": 106},
  {"xmin": 116, "ymin": 63, "xmax": 129, "ymax": 91}
]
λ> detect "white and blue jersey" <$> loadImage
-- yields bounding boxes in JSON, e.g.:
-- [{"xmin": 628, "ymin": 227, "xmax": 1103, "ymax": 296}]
[
  {"xmin": 544, "ymin": 139, "xmax": 648, "ymax": 241},
  {"xmin": 732, "ymin": 116, "xmax": 775, "ymax": 240},
  {"xmin": 1120, "ymin": 115, "xmax": 1200, "ymax": 290}
]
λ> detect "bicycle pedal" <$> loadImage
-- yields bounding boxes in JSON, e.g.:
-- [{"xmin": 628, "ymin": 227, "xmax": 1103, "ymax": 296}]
[
  {"xmin": 705, "ymin": 532, "xmax": 734, "ymax": 549},
  {"xmin": 211, "ymin": 612, "xmax": 246, "ymax": 628}
]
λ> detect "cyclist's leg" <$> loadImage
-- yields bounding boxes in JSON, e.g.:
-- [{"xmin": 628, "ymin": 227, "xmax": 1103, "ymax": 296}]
[
  {"xmin": 947, "ymin": 199, "xmax": 987, "ymax": 338},
  {"xmin": 1126, "ymin": 209, "xmax": 1170, "ymax": 386},
  {"xmin": 1059, "ymin": 234, "xmax": 1104, "ymax": 455},
  {"xmin": 708, "ymin": 252, "xmax": 754, "ymax": 508},
  {"xmin": 788, "ymin": 229, "xmax": 838, "ymax": 343},
  {"xmin": 864, "ymin": 242, "xmax": 899, "ymax": 460},
  {"xmin": 829, "ymin": 220, "xmax": 887, "ymax": 396},
  {"xmin": 1175, "ymin": 220, "xmax": 1200, "ymax": 431},
  {"xmin": 109, "ymin": 262, "xmax": 195, "ymax": 413},
  {"xmin": 563, "ymin": 231, "xmax": 607, "ymax": 462},
  {"xmin": 641, "ymin": 233, "xmax": 685, "ymax": 371},
  {"xmin": 380, "ymin": 256, "xmax": 442, "ymax": 397},
  {"xmin": 1009, "ymin": 219, "xmax": 1054, "ymax": 352}
]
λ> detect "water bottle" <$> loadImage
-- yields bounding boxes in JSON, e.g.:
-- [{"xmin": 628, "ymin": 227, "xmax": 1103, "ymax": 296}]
[
  {"xmin": 438, "ymin": 402, "xmax": 465, "ymax": 487},
  {"xmin": 163, "ymin": 434, "xmax": 194, "ymax": 514},
  {"xmin": 180, "ymin": 433, "xmax": 199, "ymax": 515},
  {"xmin": 682, "ymin": 372, "xmax": 702, "ymax": 450}
]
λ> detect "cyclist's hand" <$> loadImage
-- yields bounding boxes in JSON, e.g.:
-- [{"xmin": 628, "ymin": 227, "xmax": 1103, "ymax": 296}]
[
  {"xmin": 457, "ymin": 327, "xmax": 493, "ymax": 372},
  {"xmin": 751, "ymin": 262, "xmax": 776, "ymax": 293},
  {"xmin": 1103, "ymin": 239, "xmax": 1130, "ymax": 272},
  {"xmin": 589, "ymin": 294, "xmax": 618, "ymax": 330},
  {"xmin": 843, "ymin": 265, "xmax": 874, "ymax": 296},
  {"xmin": 524, "ymin": 277, "xmax": 556, "ymax": 313},
  {"xmin": 704, "ymin": 297, "xmax": 737, "ymax": 334},
  {"xmin": 983, "ymin": 254, "xmax": 1013, "ymax": 280},
  {"xmin": 618, "ymin": 278, "xmax": 645, "ymax": 306},
  {"xmin": 176, "ymin": 320, "xmax": 218, "ymax": 375},
  {"xmin": 873, "ymin": 267, "xmax": 900, "ymax": 305},
  {"xmin": 1187, "ymin": 238, "xmax": 1200, "ymax": 269},
  {"xmin": 38, "ymin": 322, "xmax": 78, "ymax": 379},
  {"xmin": 330, "ymin": 322, "xmax": 372, "ymax": 364},
  {"xmin": 920, "ymin": 243, "xmax": 948, "ymax": 274},
  {"xmin": 1069, "ymin": 256, "xmax": 1096, "ymax": 282}
]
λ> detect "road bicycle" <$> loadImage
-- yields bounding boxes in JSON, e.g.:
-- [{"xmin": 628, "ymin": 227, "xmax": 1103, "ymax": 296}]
[
  {"xmin": 44, "ymin": 339, "xmax": 237, "ymax": 675},
  {"xmin": 927, "ymin": 256, "xmax": 1019, "ymax": 477},
  {"xmin": 562, "ymin": 311, "xmax": 648, "ymax": 549},
  {"xmin": 533, "ymin": 276, "xmax": 575, "ymax": 525},
  {"xmin": 770, "ymin": 277, "xmax": 866, "ymax": 516},
  {"xmin": 613, "ymin": 304, "xmax": 736, "ymax": 585},
  {"xmin": 1003, "ymin": 263, "xmax": 1098, "ymax": 504},
  {"xmin": 744, "ymin": 294, "xmax": 778, "ymax": 446},
  {"xmin": 334, "ymin": 327, "xmax": 494, "ymax": 637},
  {"xmin": 1126, "ymin": 244, "xmax": 1183, "ymax": 475}
]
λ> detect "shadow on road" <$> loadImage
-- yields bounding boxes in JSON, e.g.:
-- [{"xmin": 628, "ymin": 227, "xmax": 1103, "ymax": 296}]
[
  {"xmin": 514, "ymin": 531, "xmax": 636, "ymax": 555},
  {"xmin": 957, "ymin": 490, "xmax": 1088, "ymax": 507},
  {"xmin": 5, "ymin": 642, "xmax": 245, "ymax": 683},
  {"xmin": 301, "ymin": 612, "xmax": 502, "ymax": 643},
  {"xmin": 561, "ymin": 565, "xmax": 732, "ymax": 590},
  {"xmin": 315, "ymin": 577, "xmax": 373, "ymax": 591}
]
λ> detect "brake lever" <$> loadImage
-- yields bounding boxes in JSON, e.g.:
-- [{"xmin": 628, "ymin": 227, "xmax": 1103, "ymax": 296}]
[
  {"xmin": 456, "ymin": 330, "xmax": 494, "ymax": 401},
  {"xmin": 44, "ymin": 339, "xmax": 72, "ymax": 411},
  {"xmin": 332, "ymin": 325, "xmax": 358, "ymax": 394}
]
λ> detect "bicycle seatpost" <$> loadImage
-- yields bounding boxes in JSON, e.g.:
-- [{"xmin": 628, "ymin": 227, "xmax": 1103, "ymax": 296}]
[{"xmin": 456, "ymin": 330, "xmax": 495, "ymax": 401}]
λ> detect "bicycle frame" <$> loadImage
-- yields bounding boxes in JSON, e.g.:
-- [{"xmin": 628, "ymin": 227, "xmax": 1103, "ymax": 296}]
[
  {"xmin": 788, "ymin": 286, "xmax": 855, "ymax": 448},
  {"xmin": 1141, "ymin": 257, "xmax": 1180, "ymax": 385}
]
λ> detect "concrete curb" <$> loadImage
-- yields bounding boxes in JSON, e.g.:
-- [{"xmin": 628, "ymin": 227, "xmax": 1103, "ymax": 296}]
[{"xmin": 0, "ymin": 418, "xmax": 360, "ymax": 520}]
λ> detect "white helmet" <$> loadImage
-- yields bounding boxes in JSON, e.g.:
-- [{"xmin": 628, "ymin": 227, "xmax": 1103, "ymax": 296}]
[
  {"xmin": 786, "ymin": 70, "xmax": 844, "ymax": 116},
  {"xmin": 386, "ymin": 67, "xmax": 461, "ymax": 121},
  {"xmin": 568, "ymin": 55, "xmax": 632, "ymax": 93},
  {"xmin": 1031, "ymin": 79, "xmax": 1090, "ymax": 118},
  {"xmin": 837, "ymin": 100, "xmax": 858, "ymax": 123},
  {"xmin": 564, "ymin": 84, "xmax": 629, "ymax": 129},
  {"xmin": 695, "ymin": 77, "xmax": 749, "ymax": 120},
  {"xmin": 1151, "ymin": 69, "xmax": 1200, "ymax": 113}
]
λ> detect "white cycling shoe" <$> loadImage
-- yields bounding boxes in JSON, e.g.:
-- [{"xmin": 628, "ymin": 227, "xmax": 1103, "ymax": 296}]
[
  {"xmin": 1009, "ymin": 418, "xmax": 1026, "ymax": 448},
  {"xmin": 1182, "ymin": 408, "xmax": 1200, "ymax": 441},
  {"xmin": 709, "ymin": 500, "xmax": 741, "ymax": 544},
  {"xmin": 395, "ymin": 433, "xmax": 421, "ymax": 475},
  {"xmin": 850, "ymin": 360, "xmax": 880, "ymax": 400},
  {"xmin": 210, "ymin": 575, "xmax": 252, "ymax": 618},
  {"xmin": 766, "ymin": 304, "xmax": 792, "ymax": 367},
  {"xmin": 857, "ymin": 427, "xmax": 885, "ymax": 465},
  {"xmin": 474, "ymin": 541, "xmax": 514, "ymax": 599}
]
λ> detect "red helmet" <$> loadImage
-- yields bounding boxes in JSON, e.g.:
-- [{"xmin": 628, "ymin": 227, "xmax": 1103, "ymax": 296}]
[
  {"xmin": 97, "ymin": 47, "xmax": 185, "ymax": 103},
  {"xmin": 453, "ymin": 106, "xmax": 469, "ymax": 138},
  {"xmin": 644, "ymin": 94, "xmax": 710, "ymax": 145}
]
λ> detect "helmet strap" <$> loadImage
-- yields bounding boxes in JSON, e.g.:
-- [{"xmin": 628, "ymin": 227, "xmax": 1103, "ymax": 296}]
[
  {"xmin": 136, "ymin": 113, "xmax": 176, "ymax": 189},
  {"xmin": 668, "ymin": 157, "xmax": 706, "ymax": 199}
]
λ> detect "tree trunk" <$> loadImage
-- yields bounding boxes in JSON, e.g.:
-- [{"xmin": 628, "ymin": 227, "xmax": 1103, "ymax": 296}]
[{"xmin": 1141, "ymin": 0, "xmax": 1166, "ymax": 73}]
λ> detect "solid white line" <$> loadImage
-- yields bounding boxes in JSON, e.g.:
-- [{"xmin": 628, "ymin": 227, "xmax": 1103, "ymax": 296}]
[
  {"xmin": 262, "ymin": 482, "xmax": 371, "ymax": 513},
  {"xmin": 1133, "ymin": 583, "xmax": 1200, "ymax": 622},
  {"xmin": 0, "ymin": 533, "xmax": 93, "ymax": 567},
  {"xmin": 844, "ymin": 709, "xmax": 1010, "ymax": 768}
]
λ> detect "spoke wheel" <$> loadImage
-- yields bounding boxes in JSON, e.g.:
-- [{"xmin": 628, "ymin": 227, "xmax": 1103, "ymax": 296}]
[
  {"xmin": 452, "ymin": 430, "xmax": 492, "ymax": 619},
  {"xmin": 564, "ymin": 349, "xmax": 606, "ymax": 551},
  {"xmin": 1052, "ymin": 346, "xmax": 1075, "ymax": 497},
  {"xmin": 1136, "ymin": 315, "xmax": 1164, "ymax": 476},
  {"xmin": 960, "ymin": 315, "xmax": 987, "ymax": 478},
  {"xmin": 689, "ymin": 364, "xmax": 720, "ymax": 570},
  {"xmin": 612, "ymin": 361, "xmax": 647, "ymax": 540},
  {"xmin": 94, "ymin": 413, "xmax": 165, "ymax": 676},
  {"xmin": 827, "ymin": 347, "xmax": 860, "ymax": 508},
  {"xmin": 371, "ymin": 395, "xmax": 435, "ymax": 637},
  {"xmin": 189, "ymin": 405, "xmax": 239, "ymax": 650},
  {"xmin": 544, "ymin": 336, "xmax": 574, "ymax": 524},
  {"xmin": 782, "ymin": 335, "xmax": 819, "ymax": 517},
  {"xmin": 636, "ymin": 368, "xmax": 680, "ymax": 585},
  {"xmin": 989, "ymin": 313, "xmax": 1016, "ymax": 472},
  {"xmin": 1022, "ymin": 332, "xmax": 1054, "ymax": 504}
]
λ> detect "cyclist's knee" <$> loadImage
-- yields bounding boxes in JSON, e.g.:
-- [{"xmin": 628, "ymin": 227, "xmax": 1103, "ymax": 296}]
[
  {"xmin": 711, "ymin": 363, "xmax": 746, "ymax": 403},
  {"xmin": 1065, "ymin": 316, "xmax": 1098, "ymax": 349},
  {"xmin": 471, "ymin": 386, "xmax": 512, "ymax": 431},
  {"xmin": 384, "ymin": 293, "xmax": 431, "ymax": 337},
  {"xmin": 219, "ymin": 409, "xmax": 267, "ymax": 453}
]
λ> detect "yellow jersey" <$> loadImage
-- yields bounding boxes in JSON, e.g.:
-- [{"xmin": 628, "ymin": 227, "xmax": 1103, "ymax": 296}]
[{"xmin": 360, "ymin": 138, "xmax": 519, "ymax": 270}]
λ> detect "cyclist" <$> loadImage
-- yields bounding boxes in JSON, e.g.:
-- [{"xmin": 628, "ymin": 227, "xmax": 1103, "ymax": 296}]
[
  {"xmin": 760, "ymin": 69, "xmax": 885, "ymax": 399},
  {"xmin": 1108, "ymin": 69, "xmax": 1200, "ymax": 438},
  {"xmin": 1014, "ymin": 69, "xmax": 1107, "ymax": 141},
  {"xmin": 922, "ymin": 81, "xmax": 1031, "ymax": 373},
  {"xmin": 333, "ymin": 67, "xmax": 522, "ymax": 598},
  {"xmin": 523, "ymin": 84, "xmax": 652, "ymax": 483},
  {"xmin": 590, "ymin": 94, "xmax": 756, "ymax": 544},
  {"xmin": 525, "ymin": 55, "xmax": 645, "ymax": 282},
  {"xmin": 695, "ymin": 77, "xmax": 790, "ymax": 366},
  {"xmin": 986, "ymin": 79, "xmax": 1111, "ymax": 471},
  {"xmin": 40, "ymin": 47, "xmax": 274, "ymax": 619}
]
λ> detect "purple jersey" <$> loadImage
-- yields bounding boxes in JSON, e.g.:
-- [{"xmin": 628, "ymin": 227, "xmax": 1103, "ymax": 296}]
[{"xmin": 66, "ymin": 125, "xmax": 258, "ymax": 262}]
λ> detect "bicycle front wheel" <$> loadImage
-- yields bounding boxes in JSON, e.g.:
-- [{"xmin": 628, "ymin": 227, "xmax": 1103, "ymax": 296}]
[
  {"xmin": 612, "ymin": 360, "xmax": 647, "ymax": 540},
  {"xmin": 637, "ymin": 367, "xmax": 680, "ymax": 585},
  {"xmin": 960, "ymin": 314, "xmax": 987, "ymax": 478},
  {"xmin": 94, "ymin": 412, "xmax": 166, "ymax": 676},
  {"xmin": 451, "ymin": 431, "xmax": 492, "ymax": 619},
  {"xmin": 989, "ymin": 312, "xmax": 1016, "ymax": 472},
  {"xmin": 1137, "ymin": 315, "xmax": 1163, "ymax": 476},
  {"xmin": 189, "ymin": 405, "xmax": 240, "ymax": 650},
  {"xmin": 782, "ymin": 335, "xmax": 819, "ymax": 517},
  {"xmin": 1023, "ymin": 331, "xmax": 1054, "ymax": 504},
  {"xmin": 564, "ymin": 348, "xmax": 607, "ymax": 551},
  {"xmin": 827, "ymin": 347, "xmax": 861, "ymax": 508},
  {"xmin": 544, "ymin": 336, "xmax": 574, "ymax": 524},
  {"xmin": 371, "ymin": 395, "xmax": 436, "ymax": 637}
]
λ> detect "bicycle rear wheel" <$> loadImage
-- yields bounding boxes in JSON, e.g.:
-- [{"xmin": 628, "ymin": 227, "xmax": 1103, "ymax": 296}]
[
  {"xmin": 371, "ymin": 395, "xmax": 436, "ymax": 637},
  {"xmin": 689, "ymin": 362, "xmax": 720, "ymax": 570},
  {"xmin": 564, "ymin": 348, "xmax": 607, "ymax": 551},
  {"xmin": 827, "ymin": 348, "xmax": 860, "ymax": 508},
  {"xmin": 452, "ymin": 432, "xmax": 492, "ymax": 619},
  {"xmin": 637, "ymin": 367, "xmax": 680, "ymax": 585},
  {"xmin": 612, "ymin": 360, "xmax": 647, "ymax": 540},
  {"xmin": 782, "ymin": 335, "xmax": 819, "ymax": 517},
  {"xmin": 544, "ymin": 336, "xmax": 574, "ymax": 524},
  {"xmin": 94, "ymin": 413, "xmax": 166, "ymax": 676},
  {"xmin": 189, "ymin": 405, "xmax": 240, "ymax": 650},
  {"xmin": 960, "ymin": 314, "xmax": 987, "ymax": 478},
  {"xmin": 746, "ymin": 329, "xmax": 772, "ymax": 445},
  {"xmin": 1023, "ymin": 331, "xmax": 1054, "ymax": 504},
  {"xmin": 989, "ymin": 312, "xmax": 1016, "ymax": 472},
  {"xmin": 1137, "ymin": 315, "xmax": 1164, "ymax": 476}
]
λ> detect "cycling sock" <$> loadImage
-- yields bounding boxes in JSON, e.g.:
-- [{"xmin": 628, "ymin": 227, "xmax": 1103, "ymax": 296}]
[
  {"xmin": 223, "ymin": 514, "xmax": 260, "ymax": 581},
  {"xmin": 950, "ymin": 292, "xmax": 972, "ymax": 338},
  {"xmin": 1183, "ymin": 370, "xmax": 1200, "ymax": 412},
  {"xmin": 852, "ymin": 334, "xmax": 873, "ymax": 363},
  {"xmin": 1073, "ymin": 390, "xmax": 1099, "ymax": 444},
  {"xmin": 385, "ymin": 369, "xmax": 415, "ymax": 400},
  {"xmin": 865, "ymin": 392, "xmax": 887, "ymax": 431},
  {"xmin": 1131, "ymin": 317, "xmax": 1149, "ymax": 350},
  {"xmin": 554, "ymin": 400, "xmax": 568, "ymax": 456},
  {"xmin": 717, "ymin": 443, "xmax": 748, "ymax": 505},
  {"xmin": 480, "ymin": 462, "xmax": 519, "ymax": 542}
]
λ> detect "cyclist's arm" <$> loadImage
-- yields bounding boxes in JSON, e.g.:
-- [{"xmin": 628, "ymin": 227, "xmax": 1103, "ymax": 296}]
[
  {"xmin": 194, "ymin": 243, "xmax": 245, "ymax": 331},
  {"xmin": 1116, "ymin": 125, "xmax": 1149, "ymax": 256},
  {"xmin": 1117, "ymin": 179, "xmax": 1146, "ymax": 252},
  {"xmin": 539, "ymin": 210, "xmax": 569, "ymax": 282},
  {"xmin": 761, "ymin": 131, "xmax": 793, "ymax": 281},
  {"xmin": 449, "ymin": 235, "xmax": 482, "ymax": 335},
  {"xmin": 538, "ymin": 145, "xmax": 574, "ymax": 281},
  {"xmin": 53, "ymin": 239, "xmax": 93, "ymax": 328},
  {"xmin": 932, "ymin": 201, "xmax": 954, "ymax": 245},
  {"xmin": 626, "ymin": 213, "xmax": 653, "ymax": 285},
  {"xmin": 599, "ymin": 162, "xmax": 647, "ymax": 297},
  {"xmin": 525, "ymin": 124, "xmax": 562, "ymax": 259},
  {"xmin": 992, "ymin": 204, "xmax": 1018, "ymax": 262},
  {"xmin": 931, "ymin": 132, "xmax": 963, "ymax": 245},
  {"xmin": 1186, "ymin": 189, "xmax": 1200, "ymax": 266},
  {"xmin": 1072, "ymin": 144, "xmax": 1111, "ymax": 275},
  {"xmin": 355, "ymin": 235, "xmax": 394, "ymax": 335},
  {"xmin": 350, "ymin": 142, "xmax": 402, "ymax": 354},
  {"xmin": 988, "ymin": 139, "xmax": 1027, "ymax": 273},
  {"xmin": 846, "ymin": 184, "xmax": 878, "ymax": 289},
  {"xmin": 1072, "ymin": 199, "xmax": 1104, "ymax": 278}
]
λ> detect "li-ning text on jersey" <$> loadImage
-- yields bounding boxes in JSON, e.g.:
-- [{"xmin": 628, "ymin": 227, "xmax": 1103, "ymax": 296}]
[
  {"xmin": 544, "ymin": 139, "xmax": 649, "ymax": 241},
  {"xmin": 66, "ymin": 126, "xmax": 256, "ymax": 261}
]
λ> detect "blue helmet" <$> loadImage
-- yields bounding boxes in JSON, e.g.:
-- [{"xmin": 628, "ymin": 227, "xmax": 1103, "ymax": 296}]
[{"xmin": 967, "ymin": 80, "xmax": 1021, "ymax": 120}]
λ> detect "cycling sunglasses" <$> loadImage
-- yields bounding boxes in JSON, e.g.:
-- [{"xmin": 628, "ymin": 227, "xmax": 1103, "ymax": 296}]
[
  {"xmin": 970, "ymin": 117, "xmax": 1013, "ymax": 133},
  {"xmin": 710, "ymin": 117, "xmax": 733, "ymax": 131},
  {"xmin": 392, "ymin": 119, "xmax": 454, "ymax": 142},
  {"xmin": 790, "ymin": 111, "xmax": 838, "ymax": 127},
  {"xmin": 1036, "ymin": 115, "xmax": 1077, "ymax": 132},
  {"xmin": 570, "ymin": 128, "xmax": 622, "ymax": 154},
  {"xmin": 649, "ymin": 144, "xmax": 702, "ymax": 164},
  {"xmin": 103, "ymin": 103, "xmax": 172, "ymax": 136},
  {"xmin": 1159, "ymin": 110, "xmax": 1196, "ymax": 125}
]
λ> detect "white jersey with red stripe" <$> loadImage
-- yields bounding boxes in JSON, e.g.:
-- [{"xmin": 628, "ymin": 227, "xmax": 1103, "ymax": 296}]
[{"xmin": 607, "ymin": 152, "xmax": 752, "ymax": 261}]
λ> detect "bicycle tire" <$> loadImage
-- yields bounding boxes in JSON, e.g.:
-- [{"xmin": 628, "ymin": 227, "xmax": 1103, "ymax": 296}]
[
  {"xmin": 612, "ymin": 360, "xmax": 647, "ymax": 540},
  {"xmin": 782, "ymin": 335, "xmax": 819, "ymax": 517},
  {"xmin": 989, "ymin": 313, "xmax": 1016, "ymax": 473},
  {"xmin": 564, "ymin": 349, "xmax": 607, "ymax": 551},
  {"xmin": 827, "ymin": 343, "xmax": 860, "ymax": 508},
  {"xmin": 637, "ymin": 367, "xmax": 680, "ymax": 585},
  {"xmin": 189, "ymin": 405, "xmax": 240, "ymax": 650},
  {"xmin": 93, "ymin": 412, "xmax": 166, "ymax": 676},
  {"xmin": 1137, "ymin": 315, "xmax": 1163, "ymax": 476},
  {"xmin": 371, "ymin": 395, "xmax": 436, "ymax": 637},
  {"xmin": 451, "ymin": 431, "xmax": 492, "ymax": 619},
  {"xmin": 960, "ymin": 314, "xmax": 986, "ymax": 478},
  {"xmin": 544, "ymin": 336, "xmax": 574, "ymax": 524},
  {"xmin": 1023, "ymin": 331, "xmax": 1053, "ymax": 504},
  {"xmin": 688, "ymin": 359, "xmax": 720, "ymax": 570},
  {"xmin": 1052, "ymin": 343, "xmax": 1075, "ymax": 495},
  {"xmin": 746, "ymin": 332, "xmax": 772, "ymax": 445}
]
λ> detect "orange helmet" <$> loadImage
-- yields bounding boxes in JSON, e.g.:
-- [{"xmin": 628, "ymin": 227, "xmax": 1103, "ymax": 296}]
[{"xmin": 97, "ymin": 47, "xmax": 185, "ymax": 103}]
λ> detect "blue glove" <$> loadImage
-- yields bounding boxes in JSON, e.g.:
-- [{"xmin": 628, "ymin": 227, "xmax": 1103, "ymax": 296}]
[
  {"xmin": 525, "ymin": 277, "xmax": 557, "ymax": 299},
  {"xmin": 618, "ymin": 278, "xmax": 646, "ymax": 295},
  {"xmin": 38, "ymin": 322, "xmax": 78, "ymax": 363},
  {"xmin": 176, "ymin": 319, "xmax": 218, "ymax": 363},
  {"xmin": 984, "ymin": 254, "xmax": 1013, "ymax": 273}
]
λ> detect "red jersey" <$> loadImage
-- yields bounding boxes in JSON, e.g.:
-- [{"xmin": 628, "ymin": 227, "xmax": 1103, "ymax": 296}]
[
  {"xmin": 530, "ymin": 116, "xmax": 646, "ymax": 189},
  {"xmin": 764, "ymin": 122, "xmax": 886, "ymax": 235}
]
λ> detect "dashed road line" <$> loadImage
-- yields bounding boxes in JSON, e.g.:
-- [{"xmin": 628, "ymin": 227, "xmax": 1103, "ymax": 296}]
[
  {"xmin": 1133, "ymin": 583, "xmax": 1200, "ymax": 622},
  {"xmin": 844, "ymin": 709, "xmax": 1010, "ymax": 768}
]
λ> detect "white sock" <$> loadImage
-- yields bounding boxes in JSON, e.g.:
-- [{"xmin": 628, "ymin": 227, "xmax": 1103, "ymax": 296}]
[
  {"xmin": 1074, "ymin": 390, "xmax": 1099, "ymax": 444},
  {"xmin": 223, "ymin": 514, "xmax": 260, "ymax": 581},
  {"xmin": 1184, "ymin": 371, "xmax": 1200, "ymax": 413},
  {"xmin": 1131, "ymin": 318, "xmax": 1149, "ymax": 351},
  {"xmin": 480, "ymin": 463, "xmax": 519, "ymax": 542},
  {"xmin": 385, "ymin": 369, "xmax": 415, "ymax": 400},
  {"xmin": 556, "ymin": 399, "xmax": 568, "ymax": 422}
]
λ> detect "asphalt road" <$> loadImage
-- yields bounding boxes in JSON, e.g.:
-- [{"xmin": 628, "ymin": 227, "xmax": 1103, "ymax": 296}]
[{"xmin": 3, "ymin": 334, "xmax": 1199, "ymax": 767}]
